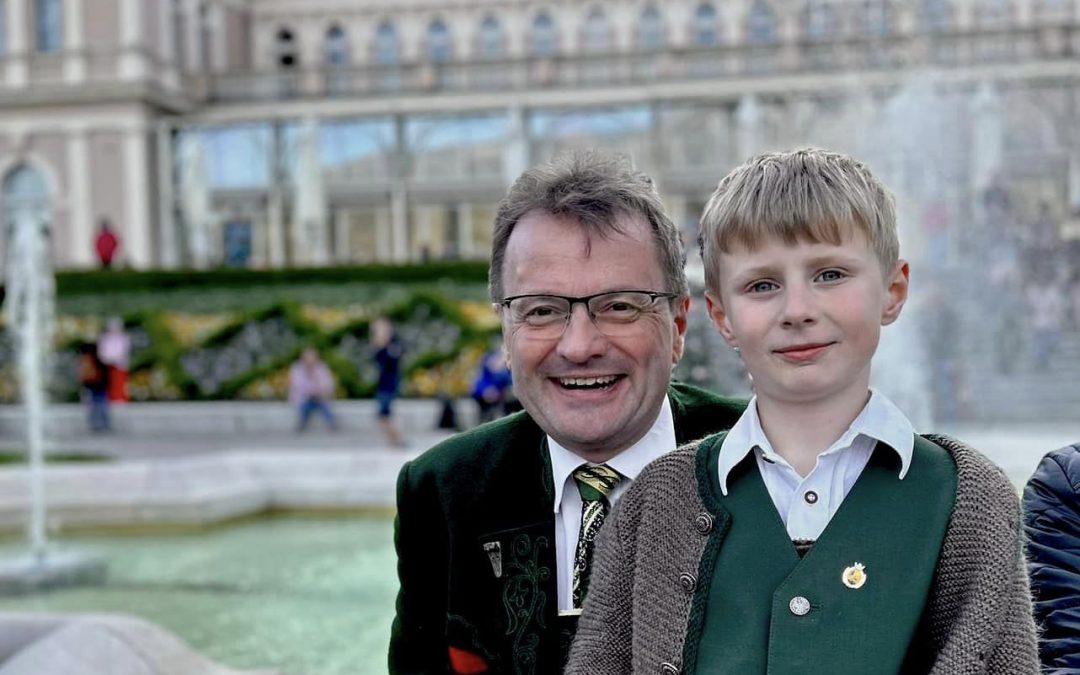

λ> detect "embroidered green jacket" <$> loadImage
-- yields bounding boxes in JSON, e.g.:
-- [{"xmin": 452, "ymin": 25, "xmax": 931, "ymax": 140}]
[{"xmin": 389, "ymin": 382, "xmax": 745, "ymax": 675}]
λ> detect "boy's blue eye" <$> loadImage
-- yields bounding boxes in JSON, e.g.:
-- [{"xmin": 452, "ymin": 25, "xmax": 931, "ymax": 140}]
[
  {"xmin": 747, "ymin": 280, "xmax": 778, "ymax": 293},
  {"xmin": 817, "ymin": 269, "xmax": 846, "ymax": 282}
]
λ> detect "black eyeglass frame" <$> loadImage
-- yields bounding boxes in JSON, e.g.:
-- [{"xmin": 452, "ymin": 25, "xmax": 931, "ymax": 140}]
[{"xmin": 498, "ymin": 289, "xmax": 680, "ymax": 323}]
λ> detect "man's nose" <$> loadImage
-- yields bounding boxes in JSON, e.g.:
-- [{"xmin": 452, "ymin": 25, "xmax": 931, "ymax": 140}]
[{"xmin": 555, "ymin": 304, "xmax": 608, "ymax": 363}]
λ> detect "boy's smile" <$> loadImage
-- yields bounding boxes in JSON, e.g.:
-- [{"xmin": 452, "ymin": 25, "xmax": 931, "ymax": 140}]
[{"xmin": 706, "ymin": 229, "xmax": 908, "ymax": 409}]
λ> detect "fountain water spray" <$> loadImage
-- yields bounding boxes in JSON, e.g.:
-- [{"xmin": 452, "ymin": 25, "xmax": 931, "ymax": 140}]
[
  {"xmin": 0, "ymin": 167, "xmax": 104, "ymax": 592},
  {"xmin": 3, "ymin": 179, "xmax": 55, "ymax": 564}
]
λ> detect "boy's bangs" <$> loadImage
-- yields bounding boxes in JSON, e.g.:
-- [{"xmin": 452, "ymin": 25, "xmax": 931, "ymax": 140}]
[{"xmin": 716, "ymin": 214, "xmax": 863, "ymax": 254}]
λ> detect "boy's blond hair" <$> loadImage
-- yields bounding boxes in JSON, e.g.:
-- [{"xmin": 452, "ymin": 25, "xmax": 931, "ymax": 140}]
[{"xmin": 698, "ymin": 148, "xmax": 899, "ymax": 295}]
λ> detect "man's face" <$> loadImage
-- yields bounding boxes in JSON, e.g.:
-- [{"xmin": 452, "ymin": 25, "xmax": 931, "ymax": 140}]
[
  {"xmin": 706, "ymin": 230, "xmax": 908, "ymax": 409},
  {"xmin": 498, "ymin": 211, "xmax": 688, "ymax": 461}
]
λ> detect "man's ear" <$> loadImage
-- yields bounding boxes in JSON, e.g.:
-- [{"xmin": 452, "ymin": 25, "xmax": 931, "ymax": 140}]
[
  {"xmin": 704, "ymin": 291, "xmax": 739, "ymax": 348},
  {"xmin": 881, "ymin": 260, "xmax": 910, "ymax": 326},
  {"xmin": 670, "ymin": 296, "xmax": 690, "ymax": 364}
]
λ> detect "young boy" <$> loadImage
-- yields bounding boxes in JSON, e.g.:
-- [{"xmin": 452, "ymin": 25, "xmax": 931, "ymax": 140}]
[{"xmin": 565, "ymin": 149, "xmax": 1037, "ymax": 674}]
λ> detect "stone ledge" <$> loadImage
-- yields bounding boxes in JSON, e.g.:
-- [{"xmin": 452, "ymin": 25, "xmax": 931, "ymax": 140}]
[{"xmin": 0, "ymin": 450, "xmax": 410, "ymax": 534}]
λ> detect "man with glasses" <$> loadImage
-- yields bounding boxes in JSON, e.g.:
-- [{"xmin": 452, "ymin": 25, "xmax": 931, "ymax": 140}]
[{"xmin": 389, "ymin": 151, "xmax": 745, "ymax": 675}]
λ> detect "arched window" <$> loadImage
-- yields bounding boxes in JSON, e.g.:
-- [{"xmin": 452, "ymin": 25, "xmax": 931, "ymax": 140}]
[
  {"xmin": 747, "ymin": 1, "xmax": 777, "ymax": 44},
  {"xmin": 693, "ymin": 3, "xmax": 720, "ymax": 47},
  {"xmin": 325, "ymin": 25, "xmax": 349, "ymax": 66},
  {"xmin": 805, "ymin": 0, "xmax": 837, "ymax": 41},
  {"xmin": 529, "ymin": 12, "xmax": 559, "ymax": 57},
  {"xmin": 276, "ymin": 27, "xmax": 297, "ymax": 68},
  {"xmin": 35, "ymin": 0, "xmax": 63, "ymax": 53},
  {"xmin": 921, "ymin": 0, "xmax": 952, "ymax": 32},
  {"xmin": 374, "ymin": 21, "xmax": 400, "ymax": 64},
  {"xmin": 862, "ymin": 0, "xmax": 890, "ymax": 36},
  {"xmin": 426, "ymin": 18, "xmax": 454, "ymax": 63},
  {"xmin": 637, "ymin": 6, "xmax": 666, "ymax": 51},
  {"xmin": 477, "ymin": 15, "xmax": 505, "ymax": 59},
  {"xmin": 582, "ymin": 7, "xmax": 614, "ymax": 53}
]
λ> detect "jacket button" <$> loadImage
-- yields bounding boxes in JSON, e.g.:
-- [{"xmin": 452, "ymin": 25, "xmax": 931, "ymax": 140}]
[
  {"xmin": 660, "ymin": 662, "xmax": 679, "ymax": 675},
  {"xmin": 678, "ymin": 573, "xmax": 697, "ymax": 593},
  {"xmin": 789, "ymin": 596, "xmax": 811, "ymax": 616},
  {"xmin": 694, "ymin": 512, "xmax": 714, "ymax": 534}
]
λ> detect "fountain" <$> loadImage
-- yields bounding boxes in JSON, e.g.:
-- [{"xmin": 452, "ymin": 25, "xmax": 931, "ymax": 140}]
[{"xmin": 0, "ymin": 165, "xmax": 104, "ymax": 592}]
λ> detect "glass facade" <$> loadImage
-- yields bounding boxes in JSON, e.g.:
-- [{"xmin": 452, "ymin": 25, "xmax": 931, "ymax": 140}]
[{"xmin": 35, "ymin": 0, "xmax": 62, "ymax": 53}]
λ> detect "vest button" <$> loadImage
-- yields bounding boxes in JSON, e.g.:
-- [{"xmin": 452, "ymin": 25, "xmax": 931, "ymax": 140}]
[
  {"xmin": 660, "ymin": 662, "xmax": 680, "ymax": 675},
  {"xmin": 694, "ymin": 512, "xmax": 714, "ymax": 534},
  {"xmin": 678, "ymin": 573, "xmax": 697, "ymax": 593},
  {"xmin": 789, "ymin": 596, "xmax": 811, "ymax": 616}
]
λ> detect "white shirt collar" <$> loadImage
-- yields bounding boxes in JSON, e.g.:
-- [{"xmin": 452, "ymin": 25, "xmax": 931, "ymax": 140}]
[
  {"xmin": 550, "ymin": 395, "xmax": 676, "ymax": 513},
  {"xmin": 716, "ymin": 389, "xmax": 915, "ymax": 495}
]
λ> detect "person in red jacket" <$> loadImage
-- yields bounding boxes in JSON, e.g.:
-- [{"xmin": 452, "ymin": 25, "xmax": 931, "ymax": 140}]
[{"xmin": 95, "ymin": 219, "xmax": 119, "ymax": 269}]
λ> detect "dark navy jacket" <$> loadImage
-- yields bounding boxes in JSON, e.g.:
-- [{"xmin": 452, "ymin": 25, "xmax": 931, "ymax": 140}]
[{"xmin": 1024, "ymin": 443, "xmax": 1080, "ymax": 674}]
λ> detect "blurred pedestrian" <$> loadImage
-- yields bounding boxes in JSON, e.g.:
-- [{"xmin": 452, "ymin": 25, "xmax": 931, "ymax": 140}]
[
  {"xmin": 288, "ymin": 347, "xmax": 338, "ymax": 432},
  {"xmin": 94, "ymin": 218, "xmax": 119, "ymax": 269},
  {"xmin": 1028, "ymin": 281, "xmax": 1066, "ymax": 371},
  {"xmin": 470, "ymin": 342, "xmax": 512, "ymax": 425},
  {"xmin": 77, "ymin": 342, "xmax": 110, "ymax": 432},
  {"xmin": 97, "ymin": 317, "xmax": 131, "ymax": 403},
  {"xmin": 1023, "ymin": 442, "xmax": 1080, "ymax": 672},
  {"xmin": 371, "ymin": 316, "xmax": 405, "ymax": 447}
]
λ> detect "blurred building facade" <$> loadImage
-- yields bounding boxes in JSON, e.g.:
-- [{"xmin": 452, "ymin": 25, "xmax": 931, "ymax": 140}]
[{"xmin": 0, "ymin": 0, "xmax": 1079, "ymax": 269}]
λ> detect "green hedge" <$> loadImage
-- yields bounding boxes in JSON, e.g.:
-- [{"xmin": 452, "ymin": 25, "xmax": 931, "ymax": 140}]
[{"xmin": 54, "ymin": 262, "xmax": 490, "ymax": 295}]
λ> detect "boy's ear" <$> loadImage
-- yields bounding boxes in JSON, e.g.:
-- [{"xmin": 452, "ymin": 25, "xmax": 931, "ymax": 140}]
[
  {"xmin": 880, "ymin": 260, "xmax": 910, "ymax": 326},
  {"xmin": 704, "ymin": 291, "xmax": 739, "ymax": 348}
]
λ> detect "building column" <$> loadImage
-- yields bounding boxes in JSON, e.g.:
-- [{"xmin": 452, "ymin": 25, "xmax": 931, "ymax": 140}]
[
  {"xmin": 156, "ymin": 121, "xmax": 179, "ymax": 267},
  {"xmin": 63, "ymin": 0, "xmax": 86, "ymax": 83},
  {"xmin": 5, "ymin": 0, "xmax": 28, "ymax": 87},
  {"xmin": 375, "ymin": 207, "xmax": 391, "ymax": 261},
  {"xmin": 390, "ymin": 114, "xmax": 410, "ymax": 262},
  {"xmin": 456, "ymin": 202, "xmax": 473, "ymax": 259},
  {"xmin": 159, "ymin": 0, "xmax": 180, "ymax": 89},
  {"xmin": 210, "ymin": 2, "xmax": 227, "ymax": 72},
  {"xmin": 123, "ymin": 124, "xmax": 153, "ymax": 267},
  {"xmin": 502, "ymin": 106, "xmax": 529, "ymax": 188},
  {"xmin": 390, "ymin": 187, "xmax": 409, "ymax": 262},
  {"xmin": 67, "ymin": 128, "xmax": 94, "ymax": 266},
  {"xmin": 119, "ymin": 0, "xmax": 147, "ymax": 79},
  {"xmin": 333, "ymin": 207, "xmax": 349, "ymax": 263}
]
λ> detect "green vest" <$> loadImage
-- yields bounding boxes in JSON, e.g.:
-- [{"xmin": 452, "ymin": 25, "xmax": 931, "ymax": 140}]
[{"xmin": 689, "ymin": 434, "xmax": 957, "ymax": 675}]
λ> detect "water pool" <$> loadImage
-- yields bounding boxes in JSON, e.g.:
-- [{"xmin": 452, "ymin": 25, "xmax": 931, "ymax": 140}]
[{"xmin": 0, "ymin": 515, "xmax": 397, "ymax": 675}]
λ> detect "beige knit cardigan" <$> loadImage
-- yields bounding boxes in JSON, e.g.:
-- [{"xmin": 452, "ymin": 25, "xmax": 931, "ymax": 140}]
[{"xmin": 566, "ymin": 434, "xmax": 1039, "ymax": 674}]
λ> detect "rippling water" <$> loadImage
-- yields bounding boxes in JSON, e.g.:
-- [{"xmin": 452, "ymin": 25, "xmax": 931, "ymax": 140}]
[{"xmin": 0, "ymin": 515, "xmax": 397, "ymax": 675}]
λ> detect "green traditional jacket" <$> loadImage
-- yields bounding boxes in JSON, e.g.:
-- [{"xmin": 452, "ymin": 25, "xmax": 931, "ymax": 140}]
[{"xmin": 389, "ymin": 382, "xmax": 746, "ymax": 675}]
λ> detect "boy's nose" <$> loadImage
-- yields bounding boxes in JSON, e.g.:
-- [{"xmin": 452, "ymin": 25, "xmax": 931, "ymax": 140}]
[
  {"xmin": 780, "ymin": 285, "xmax": 819, "ymax": 327},
  {"xmin": 556, "ymin": 304, "xmax": 609, "ymax": 363}
]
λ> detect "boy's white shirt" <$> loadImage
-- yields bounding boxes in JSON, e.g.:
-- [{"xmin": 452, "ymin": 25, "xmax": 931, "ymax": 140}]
[
  {"xmin": 549, "ymin": 395, "xmax": 676, "ymax": 612},
  {"xmin": 716, "ymin": 389, "xmax": 915, "ymax": 542}
]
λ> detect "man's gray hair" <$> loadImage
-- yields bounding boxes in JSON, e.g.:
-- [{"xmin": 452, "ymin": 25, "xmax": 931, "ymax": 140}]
[
  {"xmin": 489, "ymin": 150, "xmax": 688, "ymax": 301},
  {"xmin": 698, "ymin": 148, "xmax": 899, "ymax": 295}
]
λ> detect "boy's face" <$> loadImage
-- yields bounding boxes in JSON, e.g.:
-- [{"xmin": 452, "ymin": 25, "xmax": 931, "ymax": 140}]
[{"xmin": 705, "ymin": 229, "xmax": 908, "ymax": 409}]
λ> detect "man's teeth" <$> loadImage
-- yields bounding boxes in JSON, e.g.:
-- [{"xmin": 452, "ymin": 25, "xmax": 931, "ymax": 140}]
[{"xmin": 559, "ymin": 376, "xmax": 618, "ymax": 388}]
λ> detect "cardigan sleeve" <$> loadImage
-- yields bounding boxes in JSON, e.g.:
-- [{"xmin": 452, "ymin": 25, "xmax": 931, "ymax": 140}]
[{"xmin": 565, "ymin": 489, "xmax": 639, "ymax": 675}]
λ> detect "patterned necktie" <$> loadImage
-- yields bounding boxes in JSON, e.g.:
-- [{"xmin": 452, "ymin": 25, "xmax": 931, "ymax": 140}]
[{"xmin": 571, "ymin": 463, "xmax": 622, "ymax": 608}]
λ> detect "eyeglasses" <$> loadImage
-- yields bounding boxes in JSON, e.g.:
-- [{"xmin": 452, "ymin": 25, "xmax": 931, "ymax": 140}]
[{"xmin": 499, "ymin": 290, "xmax": 679, "ymax": 339}]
